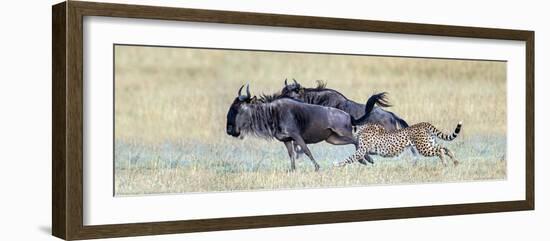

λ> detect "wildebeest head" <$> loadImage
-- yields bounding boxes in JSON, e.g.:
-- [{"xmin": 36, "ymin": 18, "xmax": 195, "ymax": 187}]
[
  {"xmin": 280, "ymin": 78, "xmax": 303, "ymax": 100},
  {"xmin": 226, "ymin": 84, "xmax": 256, "ymax": 137}
]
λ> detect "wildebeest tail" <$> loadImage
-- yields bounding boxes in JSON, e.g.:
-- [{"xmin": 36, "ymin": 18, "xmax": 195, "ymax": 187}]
[
  {"xmin": 391, "ymin": 112, "xmax": 409, "ymax": 128},
  {"xmin": 431, "ymin": 121, "xmax": 462, "ymax": 141},
  {"xmin": 351, "ymin": 92, "xmax": 391, "ymax": 126}
]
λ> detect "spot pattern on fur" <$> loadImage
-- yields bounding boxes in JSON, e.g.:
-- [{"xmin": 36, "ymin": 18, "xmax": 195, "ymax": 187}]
[{"xmin": 334, "ymin": 122, "xmax": 462, "ymax": 166}]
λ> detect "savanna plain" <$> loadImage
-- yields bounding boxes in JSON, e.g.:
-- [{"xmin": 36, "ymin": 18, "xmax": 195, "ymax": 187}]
[{"xmin": 114, "ymin": 45, "xmax": 506, "ymax": 195}]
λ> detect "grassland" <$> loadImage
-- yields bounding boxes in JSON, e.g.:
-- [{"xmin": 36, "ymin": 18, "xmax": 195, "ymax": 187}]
[{"xmin": 114, "ymin": 45, "xmax": 507, "ymax": 195}]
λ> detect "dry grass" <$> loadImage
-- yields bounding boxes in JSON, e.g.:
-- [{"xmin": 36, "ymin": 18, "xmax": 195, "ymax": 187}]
[
  {"xmin": 114, "ymin": 45, "xmax": 507, "ymax": 195},
  {"xmin": 116, "ymin": 159, "xmax": 506, "ymax": 195}
]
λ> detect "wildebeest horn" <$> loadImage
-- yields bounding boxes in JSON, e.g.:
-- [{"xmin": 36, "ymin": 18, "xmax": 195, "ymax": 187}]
[
  {"xmin": 238, "ymin": 85, "xmax": 245, "ymax": 101},
  {"xmin": 284, "ymin": 78, "xmax": 288, "ymax": 86},
  {"xmin": 238, "ymin": 84, "xmax": 245, "ymax": 96},
  {"xmin": 246, "ymin": 84, "xmax": 251, "ymax": 98},
  {"xmin": 293, "ymin": 78, "xmax": 298, "ymax": 85}
]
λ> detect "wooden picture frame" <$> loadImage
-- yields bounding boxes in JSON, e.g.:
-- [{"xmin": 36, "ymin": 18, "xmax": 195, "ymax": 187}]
[{"xmin": 52, "ymin": 1, "xmax": 534, "ymax": 240}]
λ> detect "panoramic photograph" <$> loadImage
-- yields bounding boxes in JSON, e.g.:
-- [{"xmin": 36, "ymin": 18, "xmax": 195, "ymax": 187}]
[{"xmin": 113, "ymin": 45, "xmax": 506, "ymax": 195}]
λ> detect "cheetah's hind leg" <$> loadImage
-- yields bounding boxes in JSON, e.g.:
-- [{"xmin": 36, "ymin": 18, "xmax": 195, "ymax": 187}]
[
  {"xmin": 437, "ymin": 148, "xmax": 447, "ymax": 166},
  {"xmin": 442, "ymin": 147, "xmax": 459, "ymax": 166}
]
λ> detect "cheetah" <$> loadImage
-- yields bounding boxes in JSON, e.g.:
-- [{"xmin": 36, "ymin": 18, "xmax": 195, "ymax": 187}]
[{"xmin": 334, "ymin": 121, "xmax": 462, "ymax": 167}]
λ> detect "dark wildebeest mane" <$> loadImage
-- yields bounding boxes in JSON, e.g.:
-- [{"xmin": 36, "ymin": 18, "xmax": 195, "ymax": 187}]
[
  {"xmin": 258, "ymin": 93, "xmax": 304, "ymax": 103},
  {"xmin": 308, "ymin": 81, "xmax": 355, "ymax": 100},
  {"xmin": 314, "ymin": 80, "xmax": 327, "ymax": 89},
  {"xmin": 301, "ymin": 87, "xmax": 357, "ymax": 110},
  {"xmin": 296, "ymin": 80, "xmax": 357, "ymax": 105},
  {"xmin": 239, "ymin": 103, "xmax": 278, "ymax": 139},
  {"xmin": 239, "ymin": 98, "xmax": 302, "ymax": 139},
  {"xmin": 258, "ymin": 93, "xmax": 282, "ymax": 103}
]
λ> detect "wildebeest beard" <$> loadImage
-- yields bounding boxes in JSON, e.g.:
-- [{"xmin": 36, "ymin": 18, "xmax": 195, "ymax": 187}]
[{"xmin": 236, "ymin": 102, "xmax": 282, "ymax": 140}]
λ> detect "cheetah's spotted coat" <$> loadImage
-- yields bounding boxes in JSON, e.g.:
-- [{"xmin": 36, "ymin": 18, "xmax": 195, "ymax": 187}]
[{"xmin": 335, "ymin": 122, "xmax": 462, "ymax": 166}]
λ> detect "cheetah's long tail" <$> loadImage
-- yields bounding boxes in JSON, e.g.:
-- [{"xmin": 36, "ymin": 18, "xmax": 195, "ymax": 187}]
[{"xmin": 432, "ymin": 121, "xmax": 462, "ymax": 141}]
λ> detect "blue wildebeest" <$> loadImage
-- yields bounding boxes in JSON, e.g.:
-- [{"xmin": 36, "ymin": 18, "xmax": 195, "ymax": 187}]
[
  {"xmin": 277, "ymin": 79, "xmax": 414, "ymax": 159},
  {"xmin": 226, "ymin": 84, "xmax": 389, "ymax": 171},
  {"xmin": 280, "ymin": 79, "xmax": 409, "ymax": 130}
]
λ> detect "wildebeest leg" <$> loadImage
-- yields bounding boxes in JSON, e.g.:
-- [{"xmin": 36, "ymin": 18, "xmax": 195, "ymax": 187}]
[
  {"xmin": 292, "ymin": 136, "xmax": 320, "ymax": 171},
  {"xmin": 409, "ymin": 147, "xmax": 419, "ymax": 157},
  {"xmin": 293, "ymin": 142, "xmax": 304, "ymax": 159},
  {"xmin": 284, "ymin": 141, "xmax": 296, "ymax": 171}
]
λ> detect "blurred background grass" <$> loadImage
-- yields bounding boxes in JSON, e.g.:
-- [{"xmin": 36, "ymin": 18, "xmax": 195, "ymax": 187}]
[{"xmin": 114, "ymin": 45, "xmax": 506, "ymax": 195}]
